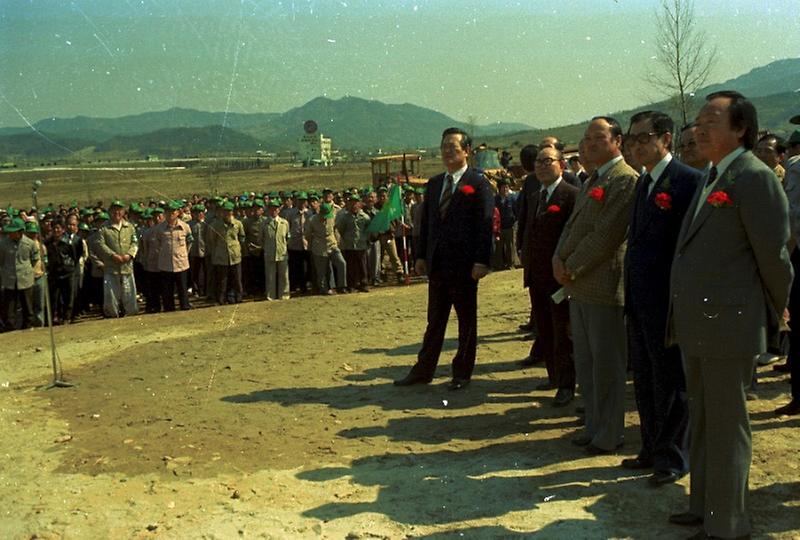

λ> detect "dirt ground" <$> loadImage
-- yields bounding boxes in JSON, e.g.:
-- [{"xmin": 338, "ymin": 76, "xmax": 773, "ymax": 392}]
[{"xmin": 1, "ymin": 269, "xmax": 798, "ymax": 539}]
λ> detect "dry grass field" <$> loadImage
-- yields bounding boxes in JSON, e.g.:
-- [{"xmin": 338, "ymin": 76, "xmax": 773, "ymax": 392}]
[{"xmin": 0, "ymin": 160, "xmax": 446, "ymax": 210}]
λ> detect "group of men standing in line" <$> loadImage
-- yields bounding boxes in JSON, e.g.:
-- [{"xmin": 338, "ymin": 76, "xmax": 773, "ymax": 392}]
[{"xmin": 394, "ymin": 93, "xmax": 800, "ymax": 540}]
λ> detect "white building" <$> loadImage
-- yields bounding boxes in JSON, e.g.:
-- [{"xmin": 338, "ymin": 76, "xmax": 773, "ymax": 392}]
[{"xmin": 298, "ymin": 133, "xmax": 332, "ymax": 166}]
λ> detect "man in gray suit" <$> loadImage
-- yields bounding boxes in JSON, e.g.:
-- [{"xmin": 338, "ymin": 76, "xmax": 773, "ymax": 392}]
[
  {"xmin": 553, "ymin": 116, "xmax": 639, "ymax": 454},
  {"xmin": 668, "ymin": 91, "xmax": 793, "ymax": 539}
]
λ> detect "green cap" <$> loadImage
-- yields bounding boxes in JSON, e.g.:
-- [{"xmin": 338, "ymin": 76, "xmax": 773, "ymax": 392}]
[
  {"xmin": 308, "ymin": 193, "xmax": 320, "ymax": 201},
  {"xmin": 349, "ymin": 193, "xmax": 361, "ymax": 202},
  {"xmin": 80, "ymin": 208, "xmax": 95, "ymax": 216},
  {"xmin": 78, "ymin": 222, "xmax": 90, "ymax": 231},
  {"xmin": 377, "ymin": 185, "xmax": 388, "ymax": 192},
  {"xmin": 295, "ymin": 191, "xmax": 308, "ymax": 200},
  {"xmin": 788, "ymin": 129, "xmax": 800, "ymax": 145},
  {"xmin": 253, "ymin": 199, "xmax": 265, "ymax": 208},
  {"xmin": 141, "ymin": 208, "xmax": 153, "ymax": 219},
  {"xmin": 268, "ymin": 199, "xmax": 282, "ymax": 208},
  {"xmin": 97, "ymin": 211, "xmax": 110, "ymax": 220},
  {"xmin": 152, "ymin": 207, "xmax": 164, "ymax": 214},
  {"xmin": 241, "ymin": 200, "xmax": 253, "ymax": 208},
  {"xmin": 221, "ymin": 201, "xmax": 235, "ymax": 211},
  {"xmin": 4, "ymin": 217, "xmax": 25, "ymax": 233},
  {"xmin": 167, "ymin": 200, "xmax": 183, "ymax": 211},
  {"xmin": 24, "ymin": 221, "xmax": 40, "ymax": 233},
  {"xmin": 192, "ymin": 204, "xmax": 206, "ymax": 212},
  {"xmin": 110, "ymin": 200, "xmax": 124, "ymax": 209},
  {"xmin": 268, "ymin": 191, "xmax": 280, "ymax": 199},
  {"xmin": 319, "ymin": 203, "xmax": 335, "ymax": 218}
]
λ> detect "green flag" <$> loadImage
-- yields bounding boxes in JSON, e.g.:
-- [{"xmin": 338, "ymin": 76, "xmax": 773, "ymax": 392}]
[{"xmin": 367, "ymin": 185, "xmax": 403, "ymax": 234}]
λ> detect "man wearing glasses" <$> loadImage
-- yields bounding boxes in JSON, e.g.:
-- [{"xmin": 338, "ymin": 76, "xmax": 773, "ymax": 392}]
[{"xmin": 622, "ymin": 110, "xmax": 702, "ymax": 486}]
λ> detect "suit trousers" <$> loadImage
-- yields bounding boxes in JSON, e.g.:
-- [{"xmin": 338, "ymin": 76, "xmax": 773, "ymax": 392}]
[
  {"xmin": 312, "ymin": 250, "xmax": 346, "ymax": 292},
  {"xmin": 368, "ymin": 241, "xmax": 381, "ymax": 283},
  {"xmin": 570, "ymin": 300, "xmax": 627, "ymax": 450},
  {"xmin": 492, "ymin": 228, "xmax": 518, "ymax": 270},
  {"xmin": 50, "ymin": 274, "xmax": 75, "ymax": 323},
  {"xmin": 627, "ymin": 309, "xmax": 689, "ymax": 474},
  {"xmin": 343, "ymin": 249, "xmax": 368, "ymax": 290},
  {"xmin": 413, "ymin": 274, "xmax": 478, "ymax": 381},
  {"xmin": 288, "ymin": 249, "xmax": 310, "ymax": 292},
  {"xmin": 189, "ymin": 255, "xmax": 206, "ymax": 296},
  {"xmin": 529, "ymin": 287, "xmax": 574, "ymax": 390},
  {"xmin": 685, "ymin": 354, "xmax": 753, "ymax": 538},
  {"xmin": 213, "ymin": 264, "xmax": 243, "ymax": 304},
  {"xmin": 787, "ymin": 247, "xmax": 800, "ymax": 401},
  {"xmin": 103, "ymin": 272, "xmax": 138, "ymax": 318},
  {"xmin": 379, "ymin": 234, "xmax": 403, "ymax": 276},
  {"xmin": 144, "ymin": 270, "xmax": 162, "ymax": 313},
  {"xmin": 32, "ymin": 276, "xmax": 46, "ymax": 327},
  {"xmin": 160, "ymin": 270, "xmax": 190, "ymax": 311},
  {"xmin": 264, "ymin": 259, "xmax": 289, "ymax": 300},
  {"xmin": 1, "ymin": 286, "xmax": 34, "ymax": 331}
]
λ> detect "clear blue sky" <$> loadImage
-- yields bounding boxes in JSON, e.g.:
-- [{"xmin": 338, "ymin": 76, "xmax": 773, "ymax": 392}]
[{"xmin": 1, "ymin": 0, "xmax": 798, "ymax": 128}]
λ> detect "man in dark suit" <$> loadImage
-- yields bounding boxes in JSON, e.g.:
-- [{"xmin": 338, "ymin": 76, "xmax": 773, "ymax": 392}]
[
  {"xmin": 667, "ymin": 91, "xmax": 793, "ymax": 539},
  {"xmin": 622, "ymin": 110, "xmax": 702, "ymax": 486},
  {"xmin": 516, "ymin": 138, "xmax": 582, "ymax": 337},
  {"xmin": 519, "ymin": 146, "xmax": 579, "ymax": 406},
  {"xmin": 394, "ymin": 127, "xmax": 494, "ymax": 390}
]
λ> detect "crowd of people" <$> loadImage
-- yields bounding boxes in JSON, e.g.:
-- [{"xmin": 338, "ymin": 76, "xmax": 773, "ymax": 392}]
[{"xmin": 1, "ymin": 90, "xmax": 799, "ymax": 539}]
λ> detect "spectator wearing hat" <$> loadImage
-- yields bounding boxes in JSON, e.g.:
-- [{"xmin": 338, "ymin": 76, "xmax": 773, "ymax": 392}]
[
  {"xmin": 0, "ymin": 218, "xmax": 40, "ymax": 330},
  {"xmin": 335, "ymin": 193, "xmax": 372, "ymax": 292},
  {"xmin": 362, "ymin": 189, "xmax": 382, "ymax": 285},
  {"xmin": 46, "ymin": 218, "xmax": 84, "ymax": 324},
  {"xmin": 154, "ymin": 200, "xmax": 193, "ymax": 311},
  {"xmin": 140, "ymin": 208, "xmax": 163, "ymax": 313},
  {"xmin": 242, "ymin": 200, "xmax": 265, "ymax": 296},
  {"xmin": 492, "ymin": 177, "xmax": 518, "ymax": 270},
  {"xmin": 188, "ymin": 204, "xmax": 207, "ymax": 297},
  {"xmin": 260, "ymin": 199, "xmax": 290, "ymax": 300},
  {"xmin": 776, "ymin": 127, "xmax": 800, "ymax": 416},
  {"xmin": 305, "ymin": 202, "xmax": 347, "ymax": 295},
  {"xmin": 93, "ymin": 200, "xmax": 139, "ymax": 318},
  {"xmin": 284, "ymin": 192, "xmax": 313, "ymax": 294},
  {"xmin": 24, "ymin": 221, "xmax": 47, "ymax": 327},
  {"xmin": 208, "ymin": 201, "xmax": 245, "ymax": 304}
]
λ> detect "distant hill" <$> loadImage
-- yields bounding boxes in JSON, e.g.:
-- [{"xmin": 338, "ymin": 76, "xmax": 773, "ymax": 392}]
[
  {"xmin": 93, "ymin": 126, "xmax": 266, "ymax": 156},
  {"xmin": 702, "ymin": 57, "xmax": 800, "ymax": 98}
]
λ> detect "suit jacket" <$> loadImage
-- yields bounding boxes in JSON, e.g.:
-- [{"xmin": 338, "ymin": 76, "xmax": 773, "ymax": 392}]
[
  {"xmin": 668, "ymin": 151, "xmax": 793, "ymax": 358},
  {"xmin": 557, "ymin": 158, "xmax": 639, "ymax": 306},
  {"xmin": 521, "ymin": 180, "xmax": 579, "ymax": 292},
  {"xmin": 417, "ymin": 167, "xmax": 494, "ymax": 278},
  {"xmin": 516, "ymin": 170, "xmax": 582, "ymax": 251},
  {"xmin": 261, "ymin": 216, "xmax": 290, "ymax": 261},
  {"xmin": 625, "ymin": 159, "xmax": 702, "ymax": 325},
  {"xmin": 0, "ymin": 235, "xmax": 39, "ymax": 290}
]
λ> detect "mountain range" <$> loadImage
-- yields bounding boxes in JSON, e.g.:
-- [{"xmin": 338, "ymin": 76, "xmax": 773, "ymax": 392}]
[{"xmin": 1, "ymin": 57, "xmax": 798, "ymax": 162}]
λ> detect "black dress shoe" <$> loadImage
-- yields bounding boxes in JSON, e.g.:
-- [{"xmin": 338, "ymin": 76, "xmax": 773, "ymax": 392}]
[
  {"xmin": 773, "ymin": 362, "xmax": 791, "ymax": 372},
  {"xmin": 552, "ymin": 388, "xmax": 574, "ymax": 407},
  {"xmin": 393, "ymin": 373, "xmax": 433, "ymax": 386},
  {"xmin": 775, "ymin": 400, "xmax": 800, "ymax": 416},
  {"xmin": 448, "ymin": 378, "xmax": 470, "ymax": 391},
  {"xmin": 620, "ymin": 456, "xmax": 654, "ymax": 470},
  {"xmin": 518, "ymin": 322, "xmax": 534, "ymax": 331},
  {"xmin": 668, "ymin": 512, "xmax": 703, "ymax": 526},
  {"xmin": 585, "ymin": 443, "xmax": 622, "ymax": 456},
  {"xmin": 575, "ymin": 405, "xmax": 586, "ymax": 414},
  {"xmin": 571, "ymin": 434, "xmax": 592, "ymax": 447},
  {"xmin": 649, "ymin": 470, "xmax": 683, "ymax": 485},
  {"xmin": 522, "ymin": 333, "xmax": 535, "ymax": 341},
  {"xmin": 536, "ymin": 381, "xmax": 556, "ymax": 391},
  {"xmin": 517, "ymin": 356, "xmax": 538, "ymax": 367}
]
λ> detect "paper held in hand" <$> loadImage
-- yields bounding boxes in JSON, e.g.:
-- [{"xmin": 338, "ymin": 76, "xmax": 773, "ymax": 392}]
[{"xmin": 551, "ymin": 287, "xmax": 566, "ymax": 304}]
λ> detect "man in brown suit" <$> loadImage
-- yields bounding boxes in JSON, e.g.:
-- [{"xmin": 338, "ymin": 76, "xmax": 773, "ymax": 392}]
[
  {"xmin": 519, "ymin": 146, "xmax": 579, "ymax": 406},
  {"xmin": 553, "ymin": 116, "xmax": 639, "ymax": 454}
]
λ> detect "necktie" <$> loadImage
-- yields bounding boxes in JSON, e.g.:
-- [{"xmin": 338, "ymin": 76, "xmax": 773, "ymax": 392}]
[
  {"xmin": 440, "ymin": 174, "xmax": 454, "ymax": 217},
  {"xmin": 641, "ymin": 173, "xmax": 653, "ymax": 197},
  {"xmin": 536, "ymin": 188, "xmax": 548, "ymax": 216},
  {"xmin": 706, "ymin": 166, "xmax": 718, "ymax": 187}
]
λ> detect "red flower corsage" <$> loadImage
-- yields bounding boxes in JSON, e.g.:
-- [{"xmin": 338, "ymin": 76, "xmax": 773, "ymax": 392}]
[
  {"xmin": 588, "ymin": 187, "xmax": 605, "ymax": 202},
  {"xmin": 459, "ymin": 184, "xmax": 475, "ymax": 195},
  {"xmin": 654, "ymin": 192, "xmax": 672, "ymax": 211},
  {"xmin": 707, "ymin": 190, "xmax": 733, "ymax": 208},
  {"xmin": 547, "ymin": 204, "xmax": 561, "ymax": 213}
]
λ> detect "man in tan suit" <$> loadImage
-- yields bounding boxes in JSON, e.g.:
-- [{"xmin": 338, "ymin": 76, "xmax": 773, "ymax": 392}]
[
  {"xmin": 261, "ymin": 199, "xmax": 290, "ymax": 300},
  {"xmin": 667, "ymin": 91, "xmax": 792, "ymax": 539},
  {"xmin": 553, "ymin": 116, "xmax": 638, "ymax": 454}
]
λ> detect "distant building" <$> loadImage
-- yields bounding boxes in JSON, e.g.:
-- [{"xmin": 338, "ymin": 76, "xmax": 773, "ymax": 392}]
[{"xmin": 298, "ymin": 132, "xmax": 332, "ymax": 166}]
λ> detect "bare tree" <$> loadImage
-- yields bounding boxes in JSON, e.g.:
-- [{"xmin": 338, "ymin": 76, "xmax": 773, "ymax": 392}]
[
  {"xmin": 465, "ymin": 115, "xmax": 478, "ymax": 141},
  {"xmin": 647, "ymin": 0, "xmax": 717, "ymax": 126}
]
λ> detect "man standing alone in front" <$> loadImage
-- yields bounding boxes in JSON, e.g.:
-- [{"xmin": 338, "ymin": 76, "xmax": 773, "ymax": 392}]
[
  {"xmin": 394, "ymin": 127, "xmax": 494, "ymax": 390},
  {"xmin": 668, "ymin": 91, "xmax": 792, "ymax": 539}
]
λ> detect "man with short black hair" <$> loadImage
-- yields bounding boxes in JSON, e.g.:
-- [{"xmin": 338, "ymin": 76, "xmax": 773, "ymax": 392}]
[
  {"xmin": 677, "ymin": 123, "xmax": 708, "ymax": 172},
  {"xmin": 755, "ymin": 133, "xmax": 787, "ymax": 182},
  {"xmin": 622, "ymin": 110, "xmax": 701, "ymax": 486},
  {"xmin": 667, "ymin": 90, "xmax": 793, "ymax": 538},
  {"xmin": 394, "ymin": 127, "xmax": 494, "ymax": 391}
]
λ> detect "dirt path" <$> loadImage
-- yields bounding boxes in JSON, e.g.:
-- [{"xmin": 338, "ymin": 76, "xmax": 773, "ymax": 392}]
[{"xmin": 1, "ymin": 269, "xmax": 797, "ymax": 539}]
